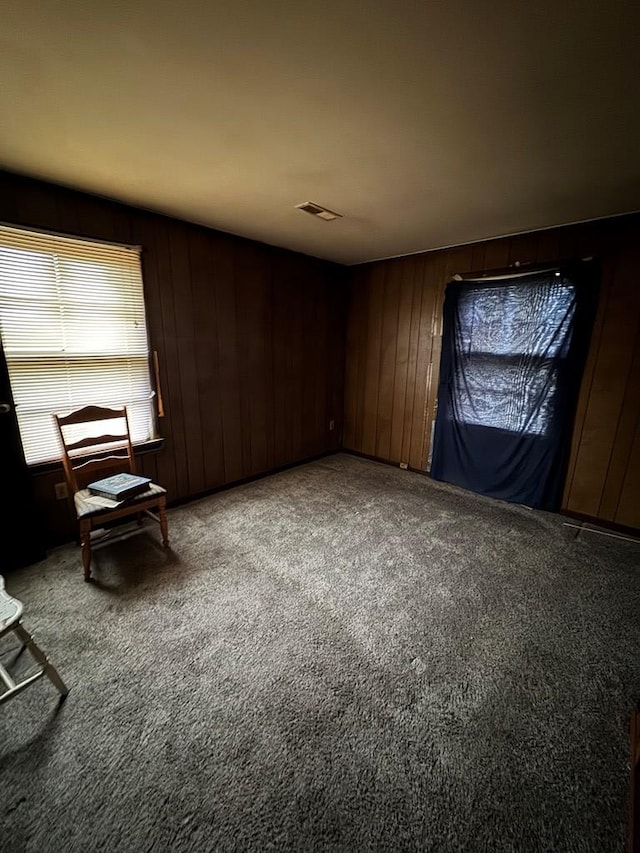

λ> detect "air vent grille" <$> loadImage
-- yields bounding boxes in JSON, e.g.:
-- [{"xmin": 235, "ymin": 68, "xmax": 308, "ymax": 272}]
[{"xmin": 295, "ymin": 201, "xmax": 342, "ymax": 221}]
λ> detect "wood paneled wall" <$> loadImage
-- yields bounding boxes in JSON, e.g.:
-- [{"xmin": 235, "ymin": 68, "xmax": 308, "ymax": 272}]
[
  {"xmin": 344, "ymin": 214, "xmax": 640, "ymax": 530},
  {"xmin": 3, "ymin": 168, "xmax": 639, "ymax": 542},
  {"xmin": 0, "ymin": 171, "xmax": 347, "ymax": 545}
]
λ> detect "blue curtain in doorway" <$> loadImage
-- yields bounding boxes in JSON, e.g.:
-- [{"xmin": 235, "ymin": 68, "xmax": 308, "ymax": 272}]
[{"xmin": 430, "ymin": 262, "xmax": 598, "ymax": 510}]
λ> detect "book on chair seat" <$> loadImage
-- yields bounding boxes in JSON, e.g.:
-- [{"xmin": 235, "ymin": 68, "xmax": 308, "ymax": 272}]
[{"xmin": 87, "ymin": 472, "xmax": 152, "ymax": 501}]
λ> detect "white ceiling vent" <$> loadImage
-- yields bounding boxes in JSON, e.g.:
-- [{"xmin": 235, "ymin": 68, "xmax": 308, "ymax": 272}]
[{"xmin": 295, "ymin": 201, "xmax": 343, "ymax": 221}]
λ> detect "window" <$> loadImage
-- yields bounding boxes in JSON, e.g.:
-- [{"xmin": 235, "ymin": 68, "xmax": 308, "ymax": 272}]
[
  {"xmin": 452, "ymin": 277, "xmax": 576, "ymax": 436},
  {"xmin": 431, "ymin": 263, "xmax": 598, "ymax": 510},
  {"xmin": 0, "ymin": 225, "xmax": 157, "ymax": 465}
]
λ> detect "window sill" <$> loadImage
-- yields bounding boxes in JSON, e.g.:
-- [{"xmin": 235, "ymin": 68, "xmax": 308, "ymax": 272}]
[{"xmin": 29, "ymin": 438, "xmax": 165, "ymax": 476}]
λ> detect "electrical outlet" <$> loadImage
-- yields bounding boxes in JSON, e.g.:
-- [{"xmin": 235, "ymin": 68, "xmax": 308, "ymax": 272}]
[
  {"xmin": 400, "ymin": 462, "xmax": 408, "ymax": 470},
  {"xmin": 329, "ymin": 419, "xmax": 335, "ymax": 431},
  {"xmin": 54, "ymin": 482, "xmax": 68, "ymax": 500}
]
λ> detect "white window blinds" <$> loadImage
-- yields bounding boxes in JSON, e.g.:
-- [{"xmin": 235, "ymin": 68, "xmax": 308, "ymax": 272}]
[{"xmin": 0, "ymin": 225, "xmax": 156, "ymax": 465}]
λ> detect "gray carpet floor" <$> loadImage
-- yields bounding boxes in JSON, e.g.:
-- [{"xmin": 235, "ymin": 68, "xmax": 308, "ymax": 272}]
[{"xmin": 1, "ymin": 453, "xmax": 639, "ymax": 853}]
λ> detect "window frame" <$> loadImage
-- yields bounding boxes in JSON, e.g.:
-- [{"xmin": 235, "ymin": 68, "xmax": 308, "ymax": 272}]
[{"xmin": 0, "ymin": 223, "xmax": 161, "ymax": 468}]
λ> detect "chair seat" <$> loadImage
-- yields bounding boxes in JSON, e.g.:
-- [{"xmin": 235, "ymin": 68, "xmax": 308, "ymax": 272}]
[
  {"xmin": 0, "ymin": 575, "xmax": 68, "ymax": 704},
  {"xmin": 74, "ymin": 482, "xmax": 167, "ymax": 518},
  {"xmin": 0, "ymin": 577, "xmax": 23, "ymax": 637}
]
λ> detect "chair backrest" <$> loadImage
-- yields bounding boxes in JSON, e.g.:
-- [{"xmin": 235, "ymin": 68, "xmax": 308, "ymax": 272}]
[{"xmin": 53, "ymin": 405, "xmax": 137, "ymax": 494}]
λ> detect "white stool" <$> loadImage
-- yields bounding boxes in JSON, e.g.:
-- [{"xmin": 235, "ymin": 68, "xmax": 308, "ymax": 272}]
[{"xmin": 0, "ymin": 576, "xmax": 68, "ymax": 705}]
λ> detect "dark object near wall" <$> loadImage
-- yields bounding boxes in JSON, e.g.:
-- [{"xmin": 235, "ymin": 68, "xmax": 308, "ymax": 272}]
[
  {"xmin": 0, "ymin": 343, "xmax": 46, "ymax": 571},
  {"xmin": 430, "ymin": 262, "xmax": 599, "ymax": 510}
]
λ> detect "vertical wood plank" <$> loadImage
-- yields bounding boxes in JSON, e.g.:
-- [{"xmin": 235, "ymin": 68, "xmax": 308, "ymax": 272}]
[
  {"xmin": 590, "ymin": 246, "xmax": 640, "ymax": 519},
  {"xmin": 599, "ymin": 322, "xmax": 640, "ymax": 520},
  {"xmin": 563, "ymin": 250, "xmax": 639, "ymax": 516},
  {"xmin": 375, "ymin": 261, "xmax": 400, "ymax": 461},
  {"xmin": 343, "ymin": 269, "xmax": 362, "ymax": 450},
  {"xmin": 313, "ymin": 266, "xmax": 330, "ymax": 454},
  {"xmin": 507, "ymin": 234, "xmax": 538, "ymax": 267},
  {"xmin": 15, "ymin": 181, "xmax": 65, "ymax": 234},
  {"xmin": 300, "ymin": 260, "xmax": 319, "ymax": 459},
  {"xmin": 482, "ymin": 238, "xmax": 510, "ymax": 270},
  {"xmin": 214, "ymin": 236, "xmax": 244, "ymax": 484},
  {"xmin": 0, "ymin": 172, "xmax": 23, "ymax": 223},
  {"xmin": 561, "ymin": 258, "xmax": 613, "ymax": 510},
  {"xmin": 327, "ymin": 272, "xmax": 347, "ymax": 448},
  {"xmin": 401, "ymin": 257, "xmax": 424, "ymax": 465},
  {"xmin": 389, "ymin": 260, "xmax": 415, "ymax": 463},
  {"xmin": 535, "ymin": 229, "xmax": 561, "ymax": 263},
  {"xmin": 361, "ymin": 264, "xmax": 385, "ymax": 456},
  {"xmin": 263, "ymin": 249, "xmax": 277, "ymax": 472},
  {"xmin": 137, "ymin": 451, "xmax": 158, "ymax": 485},
  {"xmin": 72, "ymin": 194, "xmax": 119, "ymax": 242},
  {"xmin": 188, "ymin": 227, "xmax": 225, "ymax": 489},
  {"xmin": 290, "ymin": 257, "xmax": 305, "ymax": 463},
  {"xmin": 408, "ymin": 257, "xmax": 438, "ymax": 470},
  {"xmin": 235, "ymin": 242, "xmax": 270, "ymax": 476},
  {"xmin": 131, "ymin": 214, "xmax": 180, "ymax": 499},
  {"xmin": 271, "ymin": 253, "xmax": 291, "ymax": 467},
  {"xmin": 155, "ymin": 219, "xmax": 190, "ymax": 499},
  {"xmin": 470, "ymin": 241, "xmax": 486, "ymax": 271},
  {"xmin": 615, "ymin": 413, "xmax": 640, "ymax": 529},
  {"xmin": 354, "ymin": 268, "xmax": 370, "ymax": 453},
  {"xmin": 169, "ymin": 223, "xmax": 205, "ymax": 495},
  {"xmin": 421, "ymin": 252, "xmax": 447, "ymax": 467}
]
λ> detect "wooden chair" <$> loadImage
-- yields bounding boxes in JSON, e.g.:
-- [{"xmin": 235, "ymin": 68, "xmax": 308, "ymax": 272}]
[
  {"xmin": 0, "ymin": 575, "xmax": 68, "ymax": 704},
  {"xmin": 53, "ymin": 405, "xmax": 169, "ymax": 582}
]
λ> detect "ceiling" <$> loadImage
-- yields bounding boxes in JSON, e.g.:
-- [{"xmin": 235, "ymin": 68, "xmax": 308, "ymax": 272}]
[{"xmin": 2, "ymin": 0, "xmax": 639, "ymax": 265}]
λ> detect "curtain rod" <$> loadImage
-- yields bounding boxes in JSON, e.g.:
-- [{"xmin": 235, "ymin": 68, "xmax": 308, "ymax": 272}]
[{"xmin": 452, "ymin": 257, "xmax": 593, "ymax": 282}]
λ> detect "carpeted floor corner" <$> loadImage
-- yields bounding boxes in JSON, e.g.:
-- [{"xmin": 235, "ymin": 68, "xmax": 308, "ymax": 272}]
[{"xmin": 1, "ymin": 453, "xmax": 639, "ymax": 852}]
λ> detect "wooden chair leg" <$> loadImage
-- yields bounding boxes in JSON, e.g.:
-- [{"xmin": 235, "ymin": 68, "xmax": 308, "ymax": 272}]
[
  {"xmin": 79, "ymin": 520, "xmax": 92, "ymax": 582},
  {"xmin": 158, "ymin": 501, "xmax": 169, "ymax": 547},
  {"xmin": 13, "ymin": 623, "xmax": 69, "ymax": 698}
]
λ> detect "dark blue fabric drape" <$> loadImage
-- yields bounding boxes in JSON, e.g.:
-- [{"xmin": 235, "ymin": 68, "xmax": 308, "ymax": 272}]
[{"xmin": 430, "ymin": 262, "xmax": 598, "ymax": 510}]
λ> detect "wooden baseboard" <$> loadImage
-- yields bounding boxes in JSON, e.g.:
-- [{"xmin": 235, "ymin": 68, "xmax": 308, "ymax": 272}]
[
  {"xmin": 167, "ymin": 448, "xmax": 341, "ymax": 509},
  {"xmin": 341, "ymin": 447, "xmax": 428, "ymax": 476},
  {"xmin": 560, "ymin": 510, "xmax": 640, "ymax": 540}
]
